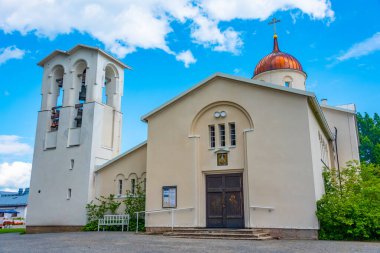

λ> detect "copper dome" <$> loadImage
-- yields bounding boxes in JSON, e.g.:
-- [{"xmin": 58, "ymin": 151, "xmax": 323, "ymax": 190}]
[{"xmin": 253, "ymin": 35, "xmax": 304, "ymax": 77}]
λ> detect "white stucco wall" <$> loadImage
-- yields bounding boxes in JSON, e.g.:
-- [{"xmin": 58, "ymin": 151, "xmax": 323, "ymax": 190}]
[
  {"xmin": 144, "ymin": 76, "xmax": 321, "ymax": 230},
  {"xmin": 253, "ymin": 69, "xmax": 306, "ymax": 90},
  {"xmin": 27, "ymin": 47, "xmax": 125, "ymax": 227},
  {"xmin": 321, "ymin": 105, "xmax": 360, "ymax": 167},
  {"xmin": 306, "ymin": 106, "xmax": 331, "ymax": 202},
  {"xmin": 95, "ymin": 143, "xmax": 147, "ymax": 199}
]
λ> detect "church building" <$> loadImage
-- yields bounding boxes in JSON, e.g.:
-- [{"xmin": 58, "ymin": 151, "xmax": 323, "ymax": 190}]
[{"xmin": 26, "ymin": 32, "xmax": 359, "ymax": 239}]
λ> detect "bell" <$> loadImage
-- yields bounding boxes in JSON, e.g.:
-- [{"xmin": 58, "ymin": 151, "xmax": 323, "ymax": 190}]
[{"xmin": 79, "ymin": 84, "xmax": 86, "ymax": 101}]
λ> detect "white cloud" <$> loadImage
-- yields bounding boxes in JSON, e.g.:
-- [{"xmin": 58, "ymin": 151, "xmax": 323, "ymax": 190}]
[
  {"xmin": 191, "ymin": 16, "xmax": 243, "ymax": 54},
  {"xmin": 290, "ymin": 11, "xmax": 302, "ymax": 24},
  {"xmin": 0, "ymin": 46, "xmax": 25, "ymax": 65},
  {"xmin": 337, "ymin": 32, "xmax": 380, "ymax": 61},
  {"xmin": 175, "ymin": 50, "xmax": 197, "ymax": 68},
  {"xmin": 0, "ymin": 0, "xmax": 334, "ymax": 65},
  {"xmin": 0, "ymin": 135, "xmax": 33, "ymax": 156},
  {"xmin": 200, "ymin": 0, "xmax": 334, "ymax": 21},
  {"xmin": 0, "ymin": 162, "xmax": 31, "ymax": 191}
]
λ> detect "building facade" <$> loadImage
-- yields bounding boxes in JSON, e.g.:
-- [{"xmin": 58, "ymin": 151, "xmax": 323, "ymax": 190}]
[
  {"xmin": 0, "ymin": 188, "xmax": 29, "ymax": 223},
  {"xmin": 27, "ymin": 35, "xmax": 359, "ymax": 239}
]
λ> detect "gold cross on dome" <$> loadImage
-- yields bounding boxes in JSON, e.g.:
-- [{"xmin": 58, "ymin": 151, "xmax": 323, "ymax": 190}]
[{"xmin": 268, "ymin": 17, "xmax": 281, "ymax": 35}]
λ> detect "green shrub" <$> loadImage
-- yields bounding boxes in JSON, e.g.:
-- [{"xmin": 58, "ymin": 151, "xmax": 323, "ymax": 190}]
[
  {"xmin": 83, "ymin": 183, "xmax": 146, "ymax": 232},
  {"xmin": 82, "ymin": 194, "xmax": 121, "ymax": 231},
  {"xmin": 316, "ymin": 161, "xmax": 380, "ymax": 240},
  {"xmin": 128, "ymin": 218, "xmax": 145, "ymax": 232},
  {"xmin": 123, "ymin": 182, "xmax": 146, "ymax": 232}
]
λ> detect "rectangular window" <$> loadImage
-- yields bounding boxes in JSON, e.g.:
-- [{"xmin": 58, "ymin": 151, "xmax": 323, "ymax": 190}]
[
  {"xmin": 229, "ymin": 123, "xmax": 236, "ymax": 146},
  {"xmin": 285, "ymin": 81, "xmax": 290, "ymax": 87},
  {"xmin": 219, "ymin": 124, "xmax": 226, "ymax": 147},
  {"xmin": 119, "ymin": 179, "xmax": 123, "ymax": 195},
  {"xmin": 131, "ymin": 179, "xmax": 136, "ymax": 195},
  {"xmin": 70, "ymin": 159, "xmax": 74, "ymax": 170},
  {"xmin": 209, "ymin": 125, "xmax": 215, "ymax": 148},
  {"xmin": 67, "ymin": 188, "xmax": 72, "ymax": 199}
]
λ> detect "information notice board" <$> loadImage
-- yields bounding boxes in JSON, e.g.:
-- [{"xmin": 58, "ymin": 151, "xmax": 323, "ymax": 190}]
[{"xmin": 162, "ymin": 186, "xmax": 177, "ymax": 208}]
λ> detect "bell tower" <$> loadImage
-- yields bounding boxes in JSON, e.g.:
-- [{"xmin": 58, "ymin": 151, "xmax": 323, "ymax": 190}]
[{"xmin": 27, "ymin": 45, "xmax": 129, "ymax": 232}]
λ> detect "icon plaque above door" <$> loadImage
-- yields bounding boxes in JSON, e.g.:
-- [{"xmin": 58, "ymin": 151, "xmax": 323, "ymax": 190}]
[{"xmin": 217, "ymin": 153, "xmax": 228, "ymax": 166}]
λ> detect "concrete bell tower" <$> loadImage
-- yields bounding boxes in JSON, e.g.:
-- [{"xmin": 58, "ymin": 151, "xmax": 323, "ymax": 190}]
[{"xmin": 27, "ymin": 45, "xmax": 129, "ymax": 232}]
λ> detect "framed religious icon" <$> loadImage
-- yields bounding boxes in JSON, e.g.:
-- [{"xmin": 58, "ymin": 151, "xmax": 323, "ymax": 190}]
[
  {"xmin": 217, "ymin": 153, "xmax": 228, "ymax": 166},
  {"xmin": 162, "ymin": 186, "xmax": 177, "ymax": 208}
]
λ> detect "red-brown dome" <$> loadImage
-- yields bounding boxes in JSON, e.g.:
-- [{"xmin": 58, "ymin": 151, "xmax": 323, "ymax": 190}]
[{"xmin": 253, "ymin": 35, "xmax": 303, "ymax": 77}]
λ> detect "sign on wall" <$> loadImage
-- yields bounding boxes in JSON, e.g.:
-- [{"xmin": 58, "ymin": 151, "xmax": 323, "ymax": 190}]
[{"xmin": 162, "ymin": 186, "xmax": 177, "ymax": 208}]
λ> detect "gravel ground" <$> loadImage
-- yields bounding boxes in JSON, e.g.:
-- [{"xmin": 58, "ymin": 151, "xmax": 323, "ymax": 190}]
[{"xmin": 0, "ymin": 232, "xmax": 379, "ymax": 253}]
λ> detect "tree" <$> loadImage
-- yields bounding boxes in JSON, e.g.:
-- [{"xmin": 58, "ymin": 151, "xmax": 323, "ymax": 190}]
[
  {"xmin": 357, "ymin": 113, "xmax": 380, "ymax": 165},
  {"xmin": 316, "ymin": 161, "xmax": 380, "ymax": 240}
]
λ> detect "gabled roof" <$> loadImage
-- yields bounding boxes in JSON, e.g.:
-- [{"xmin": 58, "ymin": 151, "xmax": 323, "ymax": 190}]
[
  {"xmin": 95, "ymin": 141, "xmax": 147, "ymax": 173},
  {"xmin": 140, "ymin": 72, "xmax": 334, "ymax": 140},
  {"xmin": 0, "ymin": 191, "xmax": 29, "ymax": 207},
  {"xmin": 37, "ymin": 44, "xmax": 131, "ymax": 69}
]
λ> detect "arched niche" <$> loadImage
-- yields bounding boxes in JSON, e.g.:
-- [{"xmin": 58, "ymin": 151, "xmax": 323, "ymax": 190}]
[
  {"xmin": 190, "ymin": 101, "xmax": 254, "ymax": 171},
  {"xmin": 126, "ymin": 172, "xmax": 138, "ymax": 195},
  {"xmin": 72, "ymin": 59, "xmax": 88, "ymax": 104},
  {"xmin": 49, "ymin": 65, "xmax": 65, "ymax": 107},
  {"xmin": 103, "ymin": 63, "xmax": 119, "ymax": 107},
  {"xmin": 191, "ymin": 101, "xmax": 254, "ymax": 135},
  {"xmin": 283, "ymin": 75, "xmax": 293, "ymax": 88},
  {"xmin": 115, "ymin": 173, "xmax": 126, "ymax": 195}
]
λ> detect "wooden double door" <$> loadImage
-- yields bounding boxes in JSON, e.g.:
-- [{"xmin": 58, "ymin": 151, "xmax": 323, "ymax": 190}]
[{"xmin": 206, "ymin": 173, "xmax": 244, "ymax": 228}]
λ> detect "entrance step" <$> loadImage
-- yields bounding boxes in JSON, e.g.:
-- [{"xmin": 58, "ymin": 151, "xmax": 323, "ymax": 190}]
[{"xmin": 163, "ymin": 228, "xmax": 272, "ymax": 240}]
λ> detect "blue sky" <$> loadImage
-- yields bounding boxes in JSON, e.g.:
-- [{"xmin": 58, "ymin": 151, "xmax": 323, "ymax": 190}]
[{"xmin": 0, "ymin": 0, "xmax": 379, "ymax": 191}]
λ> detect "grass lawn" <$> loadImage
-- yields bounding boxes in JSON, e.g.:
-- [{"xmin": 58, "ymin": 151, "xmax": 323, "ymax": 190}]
[{"xmin": 0, "ymin": 228, "xmax": 25, "ymax": 234}]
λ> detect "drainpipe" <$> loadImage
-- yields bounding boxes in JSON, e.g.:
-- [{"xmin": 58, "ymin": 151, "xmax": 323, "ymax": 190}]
[{"xmin": 334, "ymin": 127, "xmax": 342, "ymax": 193}]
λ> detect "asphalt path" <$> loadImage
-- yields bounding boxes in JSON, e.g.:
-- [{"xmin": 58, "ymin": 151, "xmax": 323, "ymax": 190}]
[{"xmin": 0, "ymin": 232, "xmax": 379, "ymax": 253}]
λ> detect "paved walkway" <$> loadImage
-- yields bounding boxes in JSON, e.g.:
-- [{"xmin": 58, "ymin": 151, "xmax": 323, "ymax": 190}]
[{"xmin": 0, "ymin": 232, "xmax": 379, "ymax": 253}]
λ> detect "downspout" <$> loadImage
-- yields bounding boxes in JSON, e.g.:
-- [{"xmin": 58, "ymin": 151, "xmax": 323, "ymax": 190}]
[{"xmin": 334, "ymin": 127, "xmax": 342, "ymax": 192}]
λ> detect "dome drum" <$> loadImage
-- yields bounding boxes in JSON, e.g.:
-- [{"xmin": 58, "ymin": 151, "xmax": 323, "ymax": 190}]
[{"xmin": 253, "ymin": 35, "xmax": 305, "ymax": 77}]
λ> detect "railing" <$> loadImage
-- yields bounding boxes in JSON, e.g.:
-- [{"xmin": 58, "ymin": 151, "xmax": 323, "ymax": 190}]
[
  {"xmin": 250, "ymin": 205, "xmax": 275, "ymax": 212},
  {"xmin": 135, "ymin": 207, "xmax": 194, "ymax": 233}
]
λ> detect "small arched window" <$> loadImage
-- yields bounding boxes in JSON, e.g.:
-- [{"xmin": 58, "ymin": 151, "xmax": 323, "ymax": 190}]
[
  {"xmin": 118, "ymin": 179, "xmax": 123, "ymax": 195},
  {"xmin": 283, "ymin": 76, "xmax": 293, "ymax": 88}
]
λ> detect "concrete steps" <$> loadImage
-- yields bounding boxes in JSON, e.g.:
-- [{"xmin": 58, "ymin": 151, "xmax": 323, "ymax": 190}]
[{"xmin": 163, "ymin": 228, "xmax": 273, "ymax": 240}]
